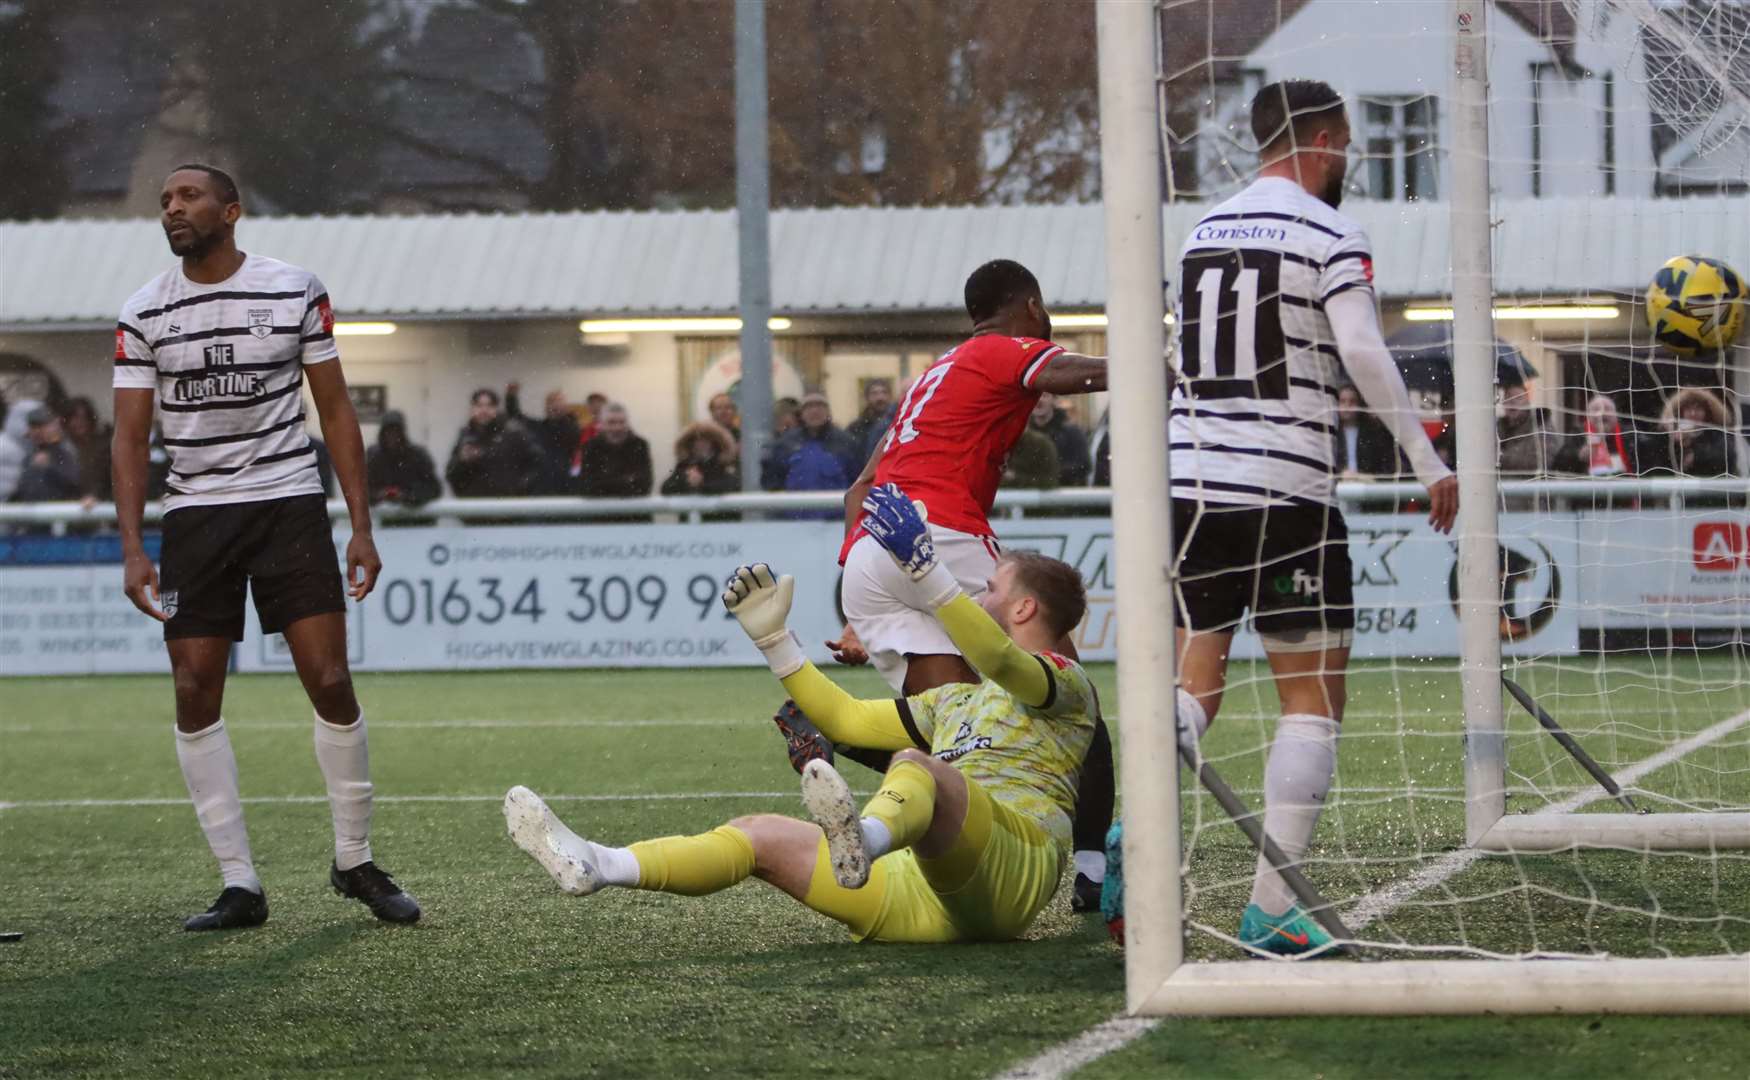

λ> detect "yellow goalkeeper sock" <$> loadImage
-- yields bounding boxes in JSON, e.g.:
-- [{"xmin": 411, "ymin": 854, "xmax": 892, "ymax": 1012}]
[
  {"xmin": 628, "ymin": 825, "xmax": 756, "ymax": 896},
  {"xmin": 859, "ymin": 759, "xmax": 937, "ymax": 856}
]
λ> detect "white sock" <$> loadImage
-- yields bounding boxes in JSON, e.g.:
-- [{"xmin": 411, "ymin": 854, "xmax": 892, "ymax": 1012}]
[
  {"xmin": 1074, "ymin": 849, "xmax": 1106, "ymax": 883},
  {"xmin": 1248, "ymin": 713, "xmax": 1339, "ymax": 916},
  {"xmin": 175, "ymin": 720, "xmax": 261, "ymax": 894},
  {"xmin": 1176, "ymin": 688, "xmax": 1210, "ymax": 755},
  {"xmin": 590, "ymin": 842, "xmax": 641, "ymax": 887},
  {"xmin": 860, "ymin": 817, "xmax": 893, "ymax": 860},
  {"xmin": 313, "ymin": 710, "xmax": 373, "ymax": 872}
]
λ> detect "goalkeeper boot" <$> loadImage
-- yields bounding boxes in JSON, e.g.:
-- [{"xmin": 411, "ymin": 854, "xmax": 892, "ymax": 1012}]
[
  {"xmin": 773, "ymin": 699, "xmax": 833, "ymax": 774},
  {"xmin": 183, "ymin": 885, "xmax": 268, "ymax": 932},
  {"xmin": 504, "ymin": 785, "xmax": 604, "ymax": 897},
  {"xmin": 1070, "ymin": 871, "xmax": 1102, "ymax": 914},
  {"xmin": 330, "ymin": 861, "xmax": 421, "ymax": 924},
  {"xmin": 799, "ymin": 759, "xmax": 870, "ymax": 888},
  {"xmin": 1238, "ymin": 903, "xmax": 1335, "ymax": 958}
]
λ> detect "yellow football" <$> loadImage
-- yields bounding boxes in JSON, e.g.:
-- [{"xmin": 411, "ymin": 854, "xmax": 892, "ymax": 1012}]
[{"xmin": 1646, "ymin": 255, "xmax": 1746, "ymax": 355}]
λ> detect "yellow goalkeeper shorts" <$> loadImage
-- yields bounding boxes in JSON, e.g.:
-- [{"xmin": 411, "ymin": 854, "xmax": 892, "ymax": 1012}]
[{"xmin": 803, "ymin": 775, "xmax": 1064, "ymax": 943}]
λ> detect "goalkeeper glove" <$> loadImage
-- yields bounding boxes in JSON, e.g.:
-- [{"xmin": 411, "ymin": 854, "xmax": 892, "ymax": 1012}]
[
  {"xmin": 722, "ymin": 563, "xmax": 806, "ymax": 677},
  {"xmin": 861, "ymin": 483, "xmax": 961, "ymax": 609}
]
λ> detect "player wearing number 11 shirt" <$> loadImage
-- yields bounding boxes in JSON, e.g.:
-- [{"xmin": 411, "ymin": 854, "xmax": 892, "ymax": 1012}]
[{"xmin": 1162, "ymin": 81, "xmax": 1457, "ymax": 956}]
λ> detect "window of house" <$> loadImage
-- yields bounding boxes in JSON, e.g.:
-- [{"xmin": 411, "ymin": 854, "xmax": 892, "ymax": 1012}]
[{"xmin": 1361, "ymin": 95, "xmax": 1440, "ymax": 201}]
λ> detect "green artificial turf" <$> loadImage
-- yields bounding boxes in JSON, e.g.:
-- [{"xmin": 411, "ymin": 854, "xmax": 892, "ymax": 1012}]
[{"xmin": 2, "ymin": 661, "xmax": 1745, "ymax": 1078}]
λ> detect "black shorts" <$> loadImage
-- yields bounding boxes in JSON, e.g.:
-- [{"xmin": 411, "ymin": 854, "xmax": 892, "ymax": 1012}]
[
  {"xmin": 159, "ymin": 494, "xmax": 346, "ymax": 642},
  {"xmin": 1171, "ymin": 499, "xmax": 1354, "ymax": 635}
]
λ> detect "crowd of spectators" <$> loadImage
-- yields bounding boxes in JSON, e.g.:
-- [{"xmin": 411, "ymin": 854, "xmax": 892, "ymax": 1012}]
[
  {"xmin": 438, "ymin": 385, "xmax": 657, "ymax": 503},
  {"xmin": 0, "ymin": 397, "xmax": 111, "ymax": 509},
  {"xmin": 1320, "ymin": 380, "xmax": 1748, "ymax": 488},
  {"xmin": 4, "ymin": 377, "xmax": 1742, "ymax": 522}
]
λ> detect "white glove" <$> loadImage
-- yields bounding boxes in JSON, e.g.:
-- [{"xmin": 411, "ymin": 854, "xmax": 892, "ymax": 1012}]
[{"xmin": 722, "ymin": 563, "xmax": 805, "ymax": 677}]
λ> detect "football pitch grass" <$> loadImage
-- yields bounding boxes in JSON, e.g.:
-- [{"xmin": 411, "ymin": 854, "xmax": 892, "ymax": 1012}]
[{"xmin": 3, "ymin": 660, "xmax": 1747, "ymax": 1078}]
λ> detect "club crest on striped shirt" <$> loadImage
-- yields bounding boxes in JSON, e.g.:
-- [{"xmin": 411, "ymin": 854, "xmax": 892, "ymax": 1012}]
[{"xmin": 247, "ymin": 308, "xmax": 274, "ymax": 339}]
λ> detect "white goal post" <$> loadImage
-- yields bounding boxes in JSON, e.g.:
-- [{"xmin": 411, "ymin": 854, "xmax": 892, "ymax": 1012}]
[{"xmin": 1098, "ymin": 0, "xmax": 1750, "ymax": 1016}]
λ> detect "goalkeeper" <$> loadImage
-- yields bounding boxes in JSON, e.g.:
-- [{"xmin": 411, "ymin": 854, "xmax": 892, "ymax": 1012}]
[{"xmin": 502, "ymin": 485, "xmax": 1097, "ymax": 942}]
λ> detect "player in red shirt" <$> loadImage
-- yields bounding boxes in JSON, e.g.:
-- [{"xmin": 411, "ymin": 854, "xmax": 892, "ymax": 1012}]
[{"xmin": 777, "ymin": 259, "xmax": 1116, "ymax": 909}]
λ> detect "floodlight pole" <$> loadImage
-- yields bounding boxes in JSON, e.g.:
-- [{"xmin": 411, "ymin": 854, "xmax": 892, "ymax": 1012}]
[
  {"xmin": 1096, "ymin": 0, "xmax": 1180, "ymax": 1013},
  {"xmin": 735, "ymin": 0, "xmax": 774, "ymax": 493},
  {"xmin": 1452, "ymin": 0, "xmax": 1505, "ymax": 845}
]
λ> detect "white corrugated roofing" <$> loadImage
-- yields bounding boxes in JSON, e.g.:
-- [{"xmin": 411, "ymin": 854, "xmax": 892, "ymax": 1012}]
[{"xmin": 2, "ymin": 198, "xmax": 1744, "ymax": 326}]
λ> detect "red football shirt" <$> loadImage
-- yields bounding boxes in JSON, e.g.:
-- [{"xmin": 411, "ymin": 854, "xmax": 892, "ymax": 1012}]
[{"xmin": 841, "ymin": 333, "xmax": 1063, "ymax": 560}]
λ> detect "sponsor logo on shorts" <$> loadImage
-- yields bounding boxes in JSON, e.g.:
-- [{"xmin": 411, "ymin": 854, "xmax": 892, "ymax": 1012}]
[
  {"xmin": 1273, "ymin": 569, "xmax": 1322, "ymax": 597},
  {"xmin": 160, "ymin": 590, "xmax": 179, "ymax": 618}
]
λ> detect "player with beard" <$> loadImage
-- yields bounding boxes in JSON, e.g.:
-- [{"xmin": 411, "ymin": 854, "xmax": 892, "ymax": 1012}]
[
  {"xmin": 113, "ymin": 164, "xmax": 419, "ymax": 931},
  {"xmin": 769, "ymin": 259, "xmax": 1119, "ymax": 913},
  {"xmin": 1147, "ymin": 81, "xmax": 1457, "ymax": 955}
]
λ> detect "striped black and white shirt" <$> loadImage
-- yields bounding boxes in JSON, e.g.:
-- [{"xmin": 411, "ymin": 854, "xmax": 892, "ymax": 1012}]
[
  {"xmin": 113, "ymin": 254, "xmax": 336, "ymax": 512},
  {"xmin": 1168, "ymin": 177, "xmax": 1375, "ymax": 508}
]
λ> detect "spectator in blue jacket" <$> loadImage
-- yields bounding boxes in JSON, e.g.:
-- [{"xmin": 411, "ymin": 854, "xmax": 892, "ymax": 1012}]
[{"xmin": 761, "ymin": 391, "xmax": 860, "ymax": 517}]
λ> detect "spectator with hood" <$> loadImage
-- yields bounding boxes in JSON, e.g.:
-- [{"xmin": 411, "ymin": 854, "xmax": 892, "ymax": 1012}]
[
  {"xmin": 367, "ymin": 410, "xmax": 442, "ymax": 507},
  {"xmin": 1652, "ymin": 388, "xmax": 1746, "ymax": 496},
  {"xmin": 660, "ymin": 421, "xmax": 740, "ymax": 496}
]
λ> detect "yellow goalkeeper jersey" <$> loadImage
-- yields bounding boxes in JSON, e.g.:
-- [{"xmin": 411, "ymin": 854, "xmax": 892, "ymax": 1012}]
[{"xmin": 902, "ymin": 652, "xmax": 1097, "ymax": 853}]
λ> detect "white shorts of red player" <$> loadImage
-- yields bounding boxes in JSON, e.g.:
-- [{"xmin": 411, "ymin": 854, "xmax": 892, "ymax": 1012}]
[{"xmin": 841, "ymin": 524, "xmax": 1002, "ymax": 691}]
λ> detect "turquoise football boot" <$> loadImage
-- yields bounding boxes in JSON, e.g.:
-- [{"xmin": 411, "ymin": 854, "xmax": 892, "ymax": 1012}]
[
  {"xmin": 1238, "ymin": 903, "xmax": 1337, "ymax": 958},
  {"xmin": 1099, "ymin": 823, "xmax": 1124, "ymax": 944}
]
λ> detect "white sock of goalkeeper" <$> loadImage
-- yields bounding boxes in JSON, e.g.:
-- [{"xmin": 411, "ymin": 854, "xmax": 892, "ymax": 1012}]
[
  {"xmin": 175, "ymin": 719, "xmax": 261, "ymax": 894},
  {"xmin": 313, "ymin": 710, "xmax": 374, "ymax": 872},
  {"xmin": 860, "ymin": 818, "xmax": 893, "ymax": 860},
  {"xmin": 1176, "ymin": 689, "xmax": 1210, "ymax": 755},
  {"xmin": 1248, "ymin": 713, "xmax": 1338, "ymax": 917}
]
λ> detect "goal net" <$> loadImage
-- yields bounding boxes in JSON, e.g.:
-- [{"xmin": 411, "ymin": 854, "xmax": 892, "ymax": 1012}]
[{"xmin": 1100, "ymin": 0, "xmax": 1750, "ymax": 1014}]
